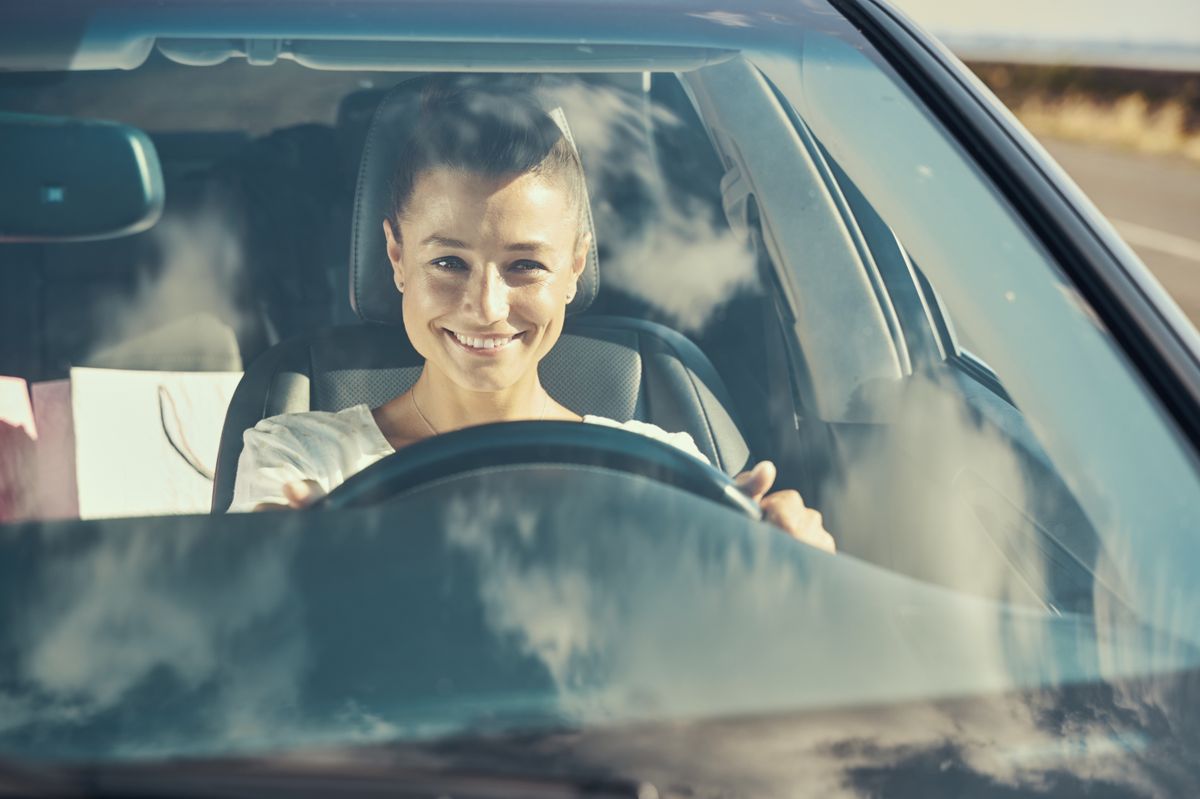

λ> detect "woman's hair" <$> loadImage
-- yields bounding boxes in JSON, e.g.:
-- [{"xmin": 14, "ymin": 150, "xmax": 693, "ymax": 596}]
[{"xmin": 388, "ymin": 76, "xmax": 587, "ymax": 230}]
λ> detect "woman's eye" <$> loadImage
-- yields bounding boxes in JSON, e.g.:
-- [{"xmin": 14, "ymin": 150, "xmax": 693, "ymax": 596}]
[
  {"xmin": 510, "ymin": 260, "xmax": 547, "ymax": 273},
  {"xmin": 431, "ymin": 256, "xmax": 467, "ymax": 271}
]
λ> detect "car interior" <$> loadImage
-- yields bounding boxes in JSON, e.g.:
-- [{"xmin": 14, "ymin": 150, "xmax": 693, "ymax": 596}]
[
  {"xmin": 0, "ymin": 49, "xmax": 1115, "ymax": 618},
  {"xmin": 0, "ymin": 61, "xmax": 776, "ymax": 483},
  {"xmin": 4, "ymin": 6, "xmax": 1200, "ymax": 783},
  {"xmin": 209, "ymin": 73, "xmax": 755, "ymax": 512}
]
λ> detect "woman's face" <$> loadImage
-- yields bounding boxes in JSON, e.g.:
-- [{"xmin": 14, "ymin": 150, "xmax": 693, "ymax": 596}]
[{"xmin": 383, "ymin": 167, "xmax": 587, "ymax": 393}]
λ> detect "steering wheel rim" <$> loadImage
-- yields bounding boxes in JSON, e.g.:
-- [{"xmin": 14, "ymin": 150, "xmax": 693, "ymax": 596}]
[{"xmin": 312, "ymin": 420, "xmax": 762, "ymax": 519}]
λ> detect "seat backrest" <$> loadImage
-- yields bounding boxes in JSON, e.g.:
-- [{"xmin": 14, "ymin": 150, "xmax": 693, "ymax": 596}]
[{"xmin": 211, "ymin": 315, "xmax": 751, "ymax": 511}]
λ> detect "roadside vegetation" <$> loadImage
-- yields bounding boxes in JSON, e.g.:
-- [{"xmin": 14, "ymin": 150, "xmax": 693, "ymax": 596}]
[{"xmin": 969, "ymin": 62, "xmax": 1200, "ymax": 162}]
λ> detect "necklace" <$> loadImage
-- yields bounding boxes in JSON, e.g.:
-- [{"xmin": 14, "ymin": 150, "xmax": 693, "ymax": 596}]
[
  {"xmin": 410, "ymin": 384, "xmax": 551, "ymax": 435},
  {"xmin": 410, "ymin": 386, "xmax": 439, "ymax": 435}
]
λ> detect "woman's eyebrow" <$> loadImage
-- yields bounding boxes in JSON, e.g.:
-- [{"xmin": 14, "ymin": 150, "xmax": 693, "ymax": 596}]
[
  {"xmin": 506, "ymin": 240, "xmax": 548, "ymax": 253},
  {"xmin": 420, "ymin": 234, "xmax": 547, "ymax": 253},
  {"xmin": 421, "ymin": 234, "xmax": 471, "ymax": 249}
]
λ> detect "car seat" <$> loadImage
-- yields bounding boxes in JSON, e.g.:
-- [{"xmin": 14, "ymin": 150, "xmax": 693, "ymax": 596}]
[{"xmin": 210, "ymin": 76, "xmax": 751, "ymax": 512}]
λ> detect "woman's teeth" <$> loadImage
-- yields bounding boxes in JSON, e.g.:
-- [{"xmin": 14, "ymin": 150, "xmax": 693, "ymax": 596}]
[{"xmin": 452, "ymin": 331, "xmax": 518, "ymax": 350}]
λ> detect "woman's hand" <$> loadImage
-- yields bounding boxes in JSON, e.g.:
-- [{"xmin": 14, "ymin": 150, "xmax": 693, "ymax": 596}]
[
  {"xmin": 252, "ymin": 479, "xmax": 327, "ymax": 512},
  {"xmin": 734, "ymin": 461, "xmax": 836, "ymax": 554}
]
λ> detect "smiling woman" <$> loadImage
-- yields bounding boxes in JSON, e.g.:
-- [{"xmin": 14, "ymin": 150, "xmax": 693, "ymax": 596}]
[
  {"xmin": 226, "ymin": 75, "xmax": 833, "ymax": 551},
  {"xmin": 380, "ymin": 78, "xmax": 591, "ymax": 403},
  {"xmin": 385, "ymin": 167, "xmax": 585, "ymax": 400}
]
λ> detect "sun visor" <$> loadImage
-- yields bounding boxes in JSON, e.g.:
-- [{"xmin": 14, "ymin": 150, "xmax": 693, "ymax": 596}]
[{"xmin": 0, "ymin": 113, "xmax": 164, "ymax": 243}]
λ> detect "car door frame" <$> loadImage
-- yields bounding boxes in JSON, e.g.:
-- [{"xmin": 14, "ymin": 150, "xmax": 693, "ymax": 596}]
[{"xmin": 828, "ymin": 0, "xmax": 1200, "ymax": 452}]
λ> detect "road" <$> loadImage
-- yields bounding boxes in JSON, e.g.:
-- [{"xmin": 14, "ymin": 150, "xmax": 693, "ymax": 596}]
[{"xmin": 1040, "ymin": 138, "xmax": 1200, "ymax": 327}]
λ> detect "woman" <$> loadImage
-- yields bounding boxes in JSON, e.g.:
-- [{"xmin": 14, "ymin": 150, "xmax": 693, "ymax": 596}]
[{"xmin": 229, "ymin": 78, "xmax": 834, "ymax": 554}]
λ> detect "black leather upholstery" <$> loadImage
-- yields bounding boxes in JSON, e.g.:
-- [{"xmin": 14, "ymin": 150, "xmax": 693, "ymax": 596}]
[{"xmin": 350, "ymin": 76, "xmax": 599, "ymax": 325}]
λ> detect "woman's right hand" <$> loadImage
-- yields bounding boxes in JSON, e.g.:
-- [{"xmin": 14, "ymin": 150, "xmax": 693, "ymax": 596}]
[{"xmin": 252, "ymin": 479, "xmax": 326, "ymax": 511}]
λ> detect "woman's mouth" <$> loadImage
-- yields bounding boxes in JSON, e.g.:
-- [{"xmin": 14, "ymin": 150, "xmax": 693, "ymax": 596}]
[{"xmin": 446, "ymin": 329, "xmax": 524, "ymax": 354}]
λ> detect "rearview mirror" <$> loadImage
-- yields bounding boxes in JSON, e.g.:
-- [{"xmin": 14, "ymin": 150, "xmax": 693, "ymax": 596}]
[{"xmin": 0, "ymin": 112, "xmax": 164, "ymax": 242}]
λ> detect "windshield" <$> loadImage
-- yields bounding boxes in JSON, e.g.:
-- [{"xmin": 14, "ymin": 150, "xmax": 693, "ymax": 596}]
[{"xmin": 2, "ymin": 1, "xmax": 1200, "ymax": 793}]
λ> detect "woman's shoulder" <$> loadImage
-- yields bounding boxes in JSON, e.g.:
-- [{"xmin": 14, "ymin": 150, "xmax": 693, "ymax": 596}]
[{"xmin": 581, "ymin": 415, "xmax": 709, "ymax": 464}]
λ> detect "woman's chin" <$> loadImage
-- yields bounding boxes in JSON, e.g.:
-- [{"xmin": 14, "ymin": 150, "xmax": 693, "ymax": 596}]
[
  {"xmin": 440, "ymin": 362, "xmax": 529, "ymax": 395},
  {"xmin": 429, "ymin": 337, "xmax": 541, "ymax": 392}
]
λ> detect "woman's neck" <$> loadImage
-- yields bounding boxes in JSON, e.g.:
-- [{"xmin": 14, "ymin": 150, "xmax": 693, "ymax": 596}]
[{"xmin": 411, "ymin": 367, "xmax": 547, "ymax": 434}]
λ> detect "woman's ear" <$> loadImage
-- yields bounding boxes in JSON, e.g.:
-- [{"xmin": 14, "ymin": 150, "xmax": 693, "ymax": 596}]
[
  {"xmin": 567, "ymin": 231, "xmax": 591, "ymax": 304},
  {"xmin": 382, "ymin": 218, "xmax": 405, "ymax": 293}
]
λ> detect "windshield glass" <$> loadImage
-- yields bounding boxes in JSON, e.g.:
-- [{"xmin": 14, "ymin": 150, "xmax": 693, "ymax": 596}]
[{"xmin": 1, "ymin": 1, "xmax": 1199, "ymax": 791}]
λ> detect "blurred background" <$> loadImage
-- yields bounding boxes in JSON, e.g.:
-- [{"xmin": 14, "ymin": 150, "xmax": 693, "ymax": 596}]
[{"xmin": 893, "ymin": 0, "xmax": 1200, "ymax": 325}]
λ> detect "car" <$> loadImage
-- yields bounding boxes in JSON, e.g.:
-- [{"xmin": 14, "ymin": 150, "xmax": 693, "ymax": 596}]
[{"xmin": 1, "ymin": 0, "xmax": 1200, "ymax": 795}]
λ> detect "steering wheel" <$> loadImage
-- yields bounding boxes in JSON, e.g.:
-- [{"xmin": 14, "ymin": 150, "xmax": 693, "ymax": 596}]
[{"xmin": 312, "ymin": 420, "xmax": 762, "ymax": 519}]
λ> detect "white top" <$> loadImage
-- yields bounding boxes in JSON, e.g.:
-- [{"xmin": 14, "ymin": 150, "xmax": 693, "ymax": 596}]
[{"xmin": 227, "ymin": 403, "xmax": 708, "ymax": 512}]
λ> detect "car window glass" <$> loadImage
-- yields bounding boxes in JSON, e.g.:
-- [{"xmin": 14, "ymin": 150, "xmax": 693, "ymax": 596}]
[
  {"xmin": 3, "ymin": 11, "xmax": 1200, "ymax": 775},
  {"xmin": 753, "ymin": 34, "xmax": 1200, "ymax": 642}
]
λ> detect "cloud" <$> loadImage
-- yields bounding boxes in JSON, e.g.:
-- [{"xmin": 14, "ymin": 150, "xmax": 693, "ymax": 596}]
[
  {"xmin": 432, "ymin": 466, "xmax": 1186, "ymax": 795},
  {"xmin": 11, "ymin": 519, "xmax": 310, "ymax": 754},
  {"xmin": 85, "ymin": 196, "xmax": 247, "ymax": 372},
  {"xmin": 539, "ymin": 79, "xmax": 759, "ymax": 334}
]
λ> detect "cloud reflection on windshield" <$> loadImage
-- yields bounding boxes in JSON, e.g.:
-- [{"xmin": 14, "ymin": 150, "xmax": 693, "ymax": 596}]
[
  {"xmin": 3, "ymin": 468, "xmax": 1199, "ymax": 792},
  {"xmin": 8, "ymin": 520, "xmax": 308, "ymax": 754},
  {"xmin": 85, "ymin": 197, "xmax": 247, "ymax": 372},
  {"xmin": 436, "ymin": 464, "xmax": 1179, "ymax": 709},
  {"xmin": 429, "ymin": 458, "xmax": 1200, "ymax": 793},
  {"xmin": 539, "ymin": 79, "xmax": 759, "ymax": 334},
  {"xmin": 502, "ymin": 697, "xmax": 1165, "ymax": 797}
]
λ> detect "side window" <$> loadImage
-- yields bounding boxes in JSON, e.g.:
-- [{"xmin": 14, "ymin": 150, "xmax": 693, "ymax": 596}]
[{"xmin": 825, "ymin": 152, "xmax": 1014, "ymax": 405}]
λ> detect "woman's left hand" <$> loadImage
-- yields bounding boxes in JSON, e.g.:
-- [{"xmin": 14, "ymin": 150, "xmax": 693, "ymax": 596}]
[{"xmin": 734, "ymin": 461, "xmax": 836, "ymax": 554}]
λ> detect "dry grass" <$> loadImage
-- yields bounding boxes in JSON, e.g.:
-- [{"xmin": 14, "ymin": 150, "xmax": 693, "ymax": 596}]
[
  {"xmin": 969, "ymin": 62, "xmax": 1200, "ymax": 162},
  {"xmin": 1015, "ymin": 94, "xmax": 1200, "ymax": 161}
]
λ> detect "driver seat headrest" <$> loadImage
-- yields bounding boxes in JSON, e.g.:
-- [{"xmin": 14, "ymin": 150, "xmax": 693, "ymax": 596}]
[{"xmin": 348, "ymin": 75, "xmax": 600, "ymax": 325}]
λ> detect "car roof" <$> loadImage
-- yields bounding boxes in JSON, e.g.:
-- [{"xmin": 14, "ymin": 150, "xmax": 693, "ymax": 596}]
[{"xmin": 1, "ymin": 0, "xmax": 859, "ymax": 73}]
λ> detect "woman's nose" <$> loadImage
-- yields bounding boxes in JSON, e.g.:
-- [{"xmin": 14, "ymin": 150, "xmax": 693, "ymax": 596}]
[{"xmin": 467, "ymin": 266, "xmax": 509, "ymax": 323}]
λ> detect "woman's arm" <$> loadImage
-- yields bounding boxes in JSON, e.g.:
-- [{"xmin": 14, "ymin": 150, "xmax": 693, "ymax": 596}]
[
  {"xmin": 588, "ymin": 417, "xmax": 835, "ymax": 552},
  {"xmin": 227, "ymin": 420, "xmax": 326, "ymax": 512}
]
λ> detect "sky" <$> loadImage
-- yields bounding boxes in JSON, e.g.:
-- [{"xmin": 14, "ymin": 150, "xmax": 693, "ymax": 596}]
[{"xmin": 888, "ymin": 0, "xmax": 1200, "ymax": 46}]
